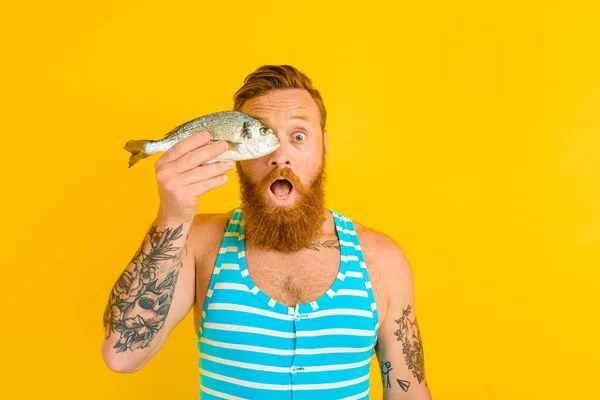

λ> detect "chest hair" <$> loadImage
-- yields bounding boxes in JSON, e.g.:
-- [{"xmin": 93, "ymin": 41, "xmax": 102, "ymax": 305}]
[{"xmin": 245, "ymin": 242, "xmax": 341, "ymax": 307}]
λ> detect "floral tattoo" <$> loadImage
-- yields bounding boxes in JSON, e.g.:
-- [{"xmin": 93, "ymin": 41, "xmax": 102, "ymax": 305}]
[
  {"xmin": 394, "ymin": 305, "xmax": 426, "ymax": 384},
  {"xmin": 103, "ymin": 223, "xmax": 185, "ymax": 353}
]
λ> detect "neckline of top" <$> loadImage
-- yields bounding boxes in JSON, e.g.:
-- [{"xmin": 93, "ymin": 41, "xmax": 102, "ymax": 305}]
[{"xmin": 231, "ymin": 207, "xmax": 353, "ymax": 315}]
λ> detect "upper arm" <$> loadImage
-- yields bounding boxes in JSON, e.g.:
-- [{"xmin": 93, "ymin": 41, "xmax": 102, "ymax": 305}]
[{"xmin": 364, "ymin": 232, "xmax": 432, "ymax": 399}]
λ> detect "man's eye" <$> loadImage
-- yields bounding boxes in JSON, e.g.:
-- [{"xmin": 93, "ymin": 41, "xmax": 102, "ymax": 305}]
[{"xmin": 294, "ymin": 133, "xmax": 306, "ymax": 141}]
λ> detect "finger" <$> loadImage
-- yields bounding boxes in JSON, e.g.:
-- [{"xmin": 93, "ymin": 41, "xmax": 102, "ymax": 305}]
[
  {"xmin": 184, "ymin": 173, "xmax": 230, "ymax": 197},
  {"xmin": 171, "ymin": 140, "xmax": 229, "ymax": 174},
  {"xmin": 156, "ymin": 131, "xmax": 212, "ymax": 165},
  {"xmin": 175, "ymin": 161, "xmax": 234, "ymax": 186}
]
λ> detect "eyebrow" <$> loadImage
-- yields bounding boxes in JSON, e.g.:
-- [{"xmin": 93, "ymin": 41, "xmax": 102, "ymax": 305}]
[{"xmin": 291, "ymin": 115, "xmax": 310, "ymax": 122}]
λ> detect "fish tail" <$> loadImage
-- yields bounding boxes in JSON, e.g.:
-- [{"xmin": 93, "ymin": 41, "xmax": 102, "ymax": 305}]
[{"xmin": 123, "ymin": 139, "xmax": 150, "ymax": 168}]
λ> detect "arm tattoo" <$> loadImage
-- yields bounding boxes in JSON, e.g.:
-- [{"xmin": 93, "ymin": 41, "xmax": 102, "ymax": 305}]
[
  {"xmin": 103, "ymin": 223, "xmax": 185, "ymax": 353},
  {"xmin": 394, "ymin": 305, "xmax": 426, "ymax": 384},
  {"xmin": 305, "ymin": 239, "xmax": 340, "ymax": 251},
  {"xmin": 380, "ymin": 360, "xmax": 412, "ymax": 392},
  {"xmin": 397, "ymin": 379, "xmax": 411, "ymax": 392},
  {"xmin": 380, "ymin": 360, "xmax": 393, "ymax": 388}
]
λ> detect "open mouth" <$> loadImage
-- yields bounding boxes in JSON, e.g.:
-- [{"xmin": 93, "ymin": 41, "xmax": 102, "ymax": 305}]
[{"xmin": 269, "ymin": 178, "xmax": 294, "ymax": 201}]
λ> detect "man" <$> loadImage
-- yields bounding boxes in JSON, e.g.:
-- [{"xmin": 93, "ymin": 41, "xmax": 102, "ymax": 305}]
[{"xmin": 102, "ymin": 65, "xmax": 433, "ymax": 399}]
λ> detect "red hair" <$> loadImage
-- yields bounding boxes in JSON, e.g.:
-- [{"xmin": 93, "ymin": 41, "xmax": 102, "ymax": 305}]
[{"xmin": 233, "ymin": 65, "xmax": 327, "ymax": 132}]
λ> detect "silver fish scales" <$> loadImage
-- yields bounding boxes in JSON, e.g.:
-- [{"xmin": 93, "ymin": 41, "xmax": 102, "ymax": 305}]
[{"xmin": 124, "ymin": 111, "xmax": 280, "ymax": 168}]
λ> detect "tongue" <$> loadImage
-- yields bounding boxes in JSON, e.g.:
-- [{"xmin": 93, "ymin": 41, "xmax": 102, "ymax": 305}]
[{"xmin": 272, "ymin": 180, "xmax": 292, "ymax": 197}]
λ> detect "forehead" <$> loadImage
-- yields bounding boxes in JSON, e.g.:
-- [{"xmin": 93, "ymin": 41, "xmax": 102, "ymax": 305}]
[{"xmin": 241, "ymin": 88, "xmax": 320, "ymax": 127}]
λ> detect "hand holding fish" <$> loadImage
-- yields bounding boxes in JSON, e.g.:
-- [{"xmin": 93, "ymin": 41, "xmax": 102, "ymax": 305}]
[
  {"xmin": 123, "ymin": 111, "xmax": 281, "ymax": 225},
  {"xmin": 154, "ymin": 131, "xmax": 234, "ymax": 225}
]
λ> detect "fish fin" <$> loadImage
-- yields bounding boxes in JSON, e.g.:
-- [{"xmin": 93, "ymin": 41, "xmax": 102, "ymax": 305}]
[
  {"xmin": 226, "ymin": 140, "xmax": 242, "ymax": 150},
  {"xmin": 162, "ymin": 121, "xmax": 186, "ymax": 137},
  {"xmin": 202, "ymin": 149, "xmax": 242, "ymax": 165},
  {"xmin": 123, "ymin": 139, "xmax": 150, "ymax": 168},
  {"xmin": 208, "ymin": 140, "xmax": 241, "ymax": 150}
]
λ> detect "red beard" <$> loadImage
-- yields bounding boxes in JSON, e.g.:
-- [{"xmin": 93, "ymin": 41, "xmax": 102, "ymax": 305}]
[{"xmin": 236, "ymin": 158, "xmax": 327, "ymax": 252}]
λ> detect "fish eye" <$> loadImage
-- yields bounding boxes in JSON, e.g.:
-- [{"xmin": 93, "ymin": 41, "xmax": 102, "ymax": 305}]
[
  {"xmin": 260, "ymin": 127, "xmax": 268, "ymax": 136},
  {"xmin": 294, "ymin": 132, "xmax": 306, "ymax": 141}
]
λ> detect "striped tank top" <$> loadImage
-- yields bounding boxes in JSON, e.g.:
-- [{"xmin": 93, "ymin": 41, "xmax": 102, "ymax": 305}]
[{"xmin": 197, "ymin": 207, "xmax": 380, "ymax": 399}]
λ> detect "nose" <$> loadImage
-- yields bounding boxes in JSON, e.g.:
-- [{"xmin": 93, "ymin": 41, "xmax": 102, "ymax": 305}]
[{"xmin": 267, "ymin": 139, "xmax": 291, "ymax": 167}]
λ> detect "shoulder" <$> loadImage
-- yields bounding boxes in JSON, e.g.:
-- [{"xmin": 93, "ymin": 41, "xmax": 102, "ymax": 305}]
[
  {"xmin": 353, "ymin": 220, "xmax": 410, "ymax": 270},
  {"xmin": 188, "ymin": 209, "xmax": 236, "ymax": 265},
  {"xmin": 352, "ymin": 219, "xmax": 415, "ymax": 300},
  {"xmin": 190, "ymin": 209, "xmax": 236, "ymax": 235}
]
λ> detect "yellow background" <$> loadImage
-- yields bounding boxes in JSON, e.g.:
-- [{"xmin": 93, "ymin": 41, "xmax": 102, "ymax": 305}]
[{"xmin": 1, "ymin": 0, "xmax": 599, "ymax": 399}]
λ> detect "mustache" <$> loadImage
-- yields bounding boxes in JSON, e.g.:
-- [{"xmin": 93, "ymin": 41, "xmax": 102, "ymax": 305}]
[{"xmin": 259, "ymin": 167, "xmax": 306, "ymax": 193}]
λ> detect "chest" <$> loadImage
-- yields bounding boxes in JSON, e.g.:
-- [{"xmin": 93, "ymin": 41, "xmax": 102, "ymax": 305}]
[{"xmin": 244, "ymin": 243, "xmax": 341, "ymax": 307}]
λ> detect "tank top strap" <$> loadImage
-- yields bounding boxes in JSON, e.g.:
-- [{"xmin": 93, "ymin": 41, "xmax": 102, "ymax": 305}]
[
  {"xmin": 217, "ymin": 207, "xmax": 245, "ymax": 266},
  {"xmin": 330, "ymin": 210, "xmax": 380, "ymax": 345},
  {"xmin": 197, "ymin": 207, "xmax": 244, "ymax": 339}
]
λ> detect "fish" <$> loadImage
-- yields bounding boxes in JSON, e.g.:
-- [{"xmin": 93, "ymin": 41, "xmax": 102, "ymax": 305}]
[{"xmin": 123, "ymin": 111, "xmax": 280, "ymax": 168}]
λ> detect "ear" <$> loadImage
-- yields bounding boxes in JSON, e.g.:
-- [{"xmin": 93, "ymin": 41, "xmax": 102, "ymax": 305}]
[{"xmin": 323, "ymin": 130, "xmax": 329, "ymax": 156}]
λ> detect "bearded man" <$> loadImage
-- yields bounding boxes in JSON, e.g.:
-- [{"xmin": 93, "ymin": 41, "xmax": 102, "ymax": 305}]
[{"xmin": 101, "ymin": 65, "xmax": 433, "ymax": 400}]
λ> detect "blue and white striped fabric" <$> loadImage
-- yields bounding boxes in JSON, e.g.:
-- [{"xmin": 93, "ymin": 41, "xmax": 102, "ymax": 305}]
[{"xmin": 197, "ymin": 207, "xmax": 380, "ymax": 399}]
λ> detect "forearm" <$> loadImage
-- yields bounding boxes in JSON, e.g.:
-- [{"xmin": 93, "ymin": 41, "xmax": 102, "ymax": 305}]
[{"xmin": 101, "ymin": 217, "xmax": 191, "ymax": 372}]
